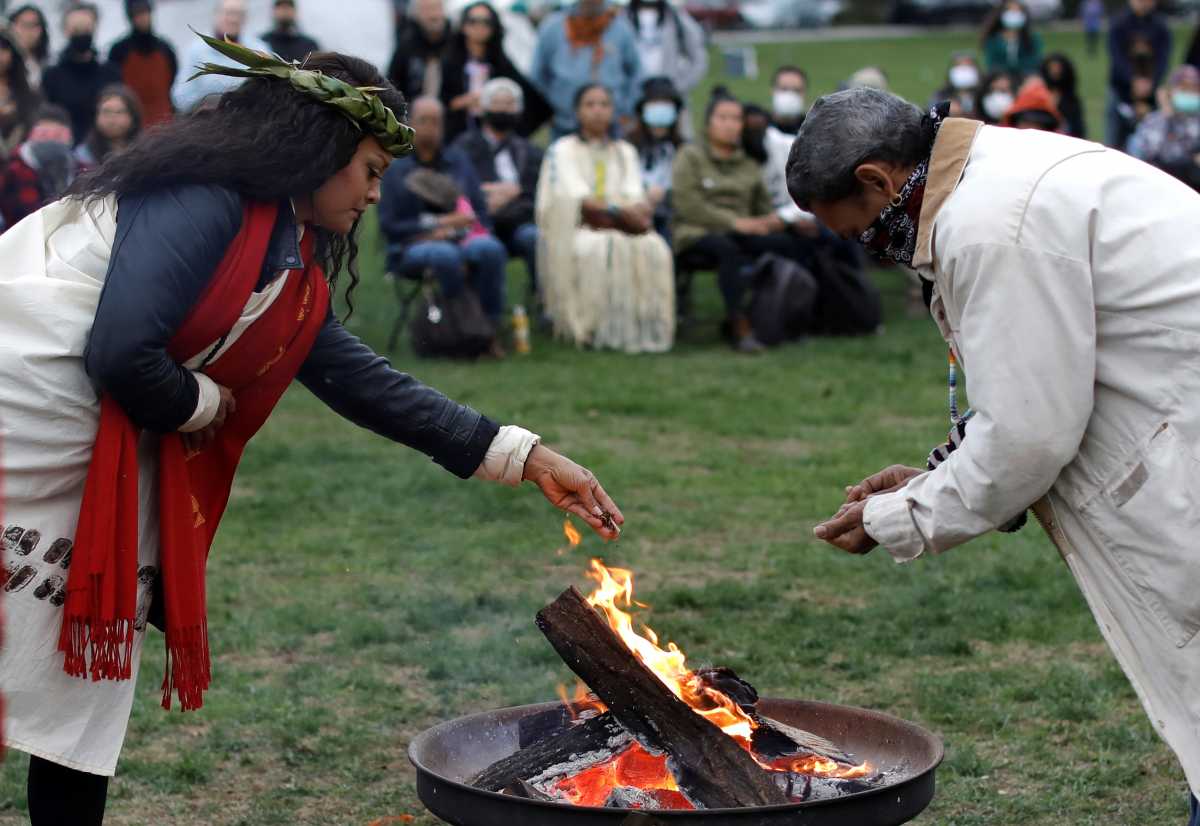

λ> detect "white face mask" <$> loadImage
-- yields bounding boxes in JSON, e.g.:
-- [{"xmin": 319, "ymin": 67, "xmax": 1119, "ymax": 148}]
[
  {"xmin": 983, "ymin": 90, "xmax": 1014, "ymax": 120},
  {"xmin": 772, "ymin": 89, "xmax": 805, "ymax": 119},
  {"xmin": 1001, "ymin": 9, "xmax": 1026, "ymax": 29},
  {"xmin": 949, "ymin": 64, "xmax": 980, "ymax": 90}
]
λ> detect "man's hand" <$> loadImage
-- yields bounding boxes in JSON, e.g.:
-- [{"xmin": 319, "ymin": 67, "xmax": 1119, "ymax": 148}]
[
  {"xmin": 733, "ymin": 216, "xmax": 770, "ymax": 236},
  {"xmin": 182, "ymin": 384, "xmax": 236, "ymax": 454},
  {"xmin": 439, "ymin": 212, "xmax": 476, "ymax": 230},
  {"xmin": 523, "ymin": 444, "xmax": 624, "ymax": 539},
  {"xmin": 646, "ymin": 185, "xmax": 666, "ymax": 207},
  {"xmin": 482, "ymin": 181, "xmax": 520, "ymax": 214},
  {"xmin": 813, "ymin": 500, "xmax": 876, "ymax": 555},
  {"xmin": 791, "ymin": 217, "xmax": 822, "ymax": 239},
  {"xmin": 843, "ymin": 464, "xmax": 924, "ymax": 503}
]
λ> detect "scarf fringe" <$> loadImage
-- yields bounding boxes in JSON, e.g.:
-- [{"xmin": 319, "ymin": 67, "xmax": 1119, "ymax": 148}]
[
  {"xmin": 160, "ymin": 621, "xmax": 211, "ymax": 711},
  {"xmin": 58, "ymin": 614, "xmax": 135, "ymax": 682}
]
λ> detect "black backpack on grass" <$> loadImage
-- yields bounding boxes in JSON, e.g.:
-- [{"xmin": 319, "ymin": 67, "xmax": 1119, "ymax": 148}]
[{"xmin": 748, "ymin": 253, "xmax": 819, "ymax": 346}]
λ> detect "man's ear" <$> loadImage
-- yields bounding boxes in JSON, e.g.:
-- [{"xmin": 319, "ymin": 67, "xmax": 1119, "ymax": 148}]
[{"xmin": 854, "ymin": 163, "xmax": 895, "ymax": 200}]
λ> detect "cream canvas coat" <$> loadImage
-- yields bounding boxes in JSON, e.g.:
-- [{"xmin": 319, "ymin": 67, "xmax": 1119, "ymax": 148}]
[{"xmin": 862, "ymin": 119, "xmax": 1200, "ymax": 798}]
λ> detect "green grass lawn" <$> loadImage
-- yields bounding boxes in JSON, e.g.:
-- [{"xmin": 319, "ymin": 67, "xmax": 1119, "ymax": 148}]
[{"xmin": 1, "ymin": 26, "xmax": 1194, "ymax": 826}]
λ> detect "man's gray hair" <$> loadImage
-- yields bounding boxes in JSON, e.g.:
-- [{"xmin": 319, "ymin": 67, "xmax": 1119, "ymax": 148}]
[
  {"xmin": 480, "ymin": 78, "xmax": 524, "ymax": 112},
  {"xmin": 786, "ymin": 87, "xmax": 929, "ymax": 208}
]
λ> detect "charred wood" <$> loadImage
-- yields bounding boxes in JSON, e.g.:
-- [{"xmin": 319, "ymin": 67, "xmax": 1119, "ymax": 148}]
[
  {"xmin": 534, "ymin": 586, "xmax": 790, "ymax": 809},
  {"xmin": 472, "ymin": 711, "xmax": 630, "ymax": 792}
]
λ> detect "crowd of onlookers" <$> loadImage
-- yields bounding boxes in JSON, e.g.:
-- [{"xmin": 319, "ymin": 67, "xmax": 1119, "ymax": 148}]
[
  {"xmin": 3, "ymin": 0, "xmax": 1200, "ymax": 356},
  {"xmin": 0, "ymin": 0, "xmax": 319, "ymax": 232}
]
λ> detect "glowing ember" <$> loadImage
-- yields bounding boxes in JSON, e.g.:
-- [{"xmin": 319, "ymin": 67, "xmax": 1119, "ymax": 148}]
[
  {"xmin": 553, "ymin": 519, "xmax": 873, "ymax": 808},
  {"xmin": 553, "ymin": 742, "xmax": 692, "ymax": 808}
]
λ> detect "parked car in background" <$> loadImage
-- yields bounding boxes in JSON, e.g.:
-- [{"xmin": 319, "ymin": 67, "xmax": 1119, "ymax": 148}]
[
  {"xmin": 740, "ymin": 0, "xmax": 843, "ymax": 28},
  {"xmin": 890, "ymin": 0, "xmax": 1060, "ymax": 23},
  {"xmin": 683, "ymin": 0, "xmax": 743, "ymax": 30}
]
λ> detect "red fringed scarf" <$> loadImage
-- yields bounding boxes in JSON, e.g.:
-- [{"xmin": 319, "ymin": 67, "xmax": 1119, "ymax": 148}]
[{"xmin": 58, "ymin": 201, "xmax": 329, "ymax": 711}]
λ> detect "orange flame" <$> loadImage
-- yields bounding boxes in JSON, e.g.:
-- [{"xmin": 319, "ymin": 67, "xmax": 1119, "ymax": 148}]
[{"xmin": 551, "ymin": 520, "xmax": 868, "ymax": 809}]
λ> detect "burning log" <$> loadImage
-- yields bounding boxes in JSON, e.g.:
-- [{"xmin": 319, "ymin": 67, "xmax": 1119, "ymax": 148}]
[
  {"xmin": 534, "ymin": 586, "xmax": 791, "ymax": 809},
  {"xmin": 751, "ymin": 716, "xmax": 854, "ymax": 765},
  {"xmin": 472, "ymin": 711, "xmax": 631, "ymax": 792}
]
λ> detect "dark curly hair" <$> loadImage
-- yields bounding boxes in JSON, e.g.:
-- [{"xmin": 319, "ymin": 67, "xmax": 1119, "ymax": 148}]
[{"xmin": 68, "ymin": 52, "xmax": 407, "ymax": 315}]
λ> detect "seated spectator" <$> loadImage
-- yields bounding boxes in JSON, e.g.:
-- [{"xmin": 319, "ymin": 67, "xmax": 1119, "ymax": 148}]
[
  {"xmin": 0, "ymin": 105, "xmax": 77, "ymax": 229},
  {"xmin": 1107, "ymin": 0, "xmax": 1171, "ymax": 148},
  {"xmin": 932, "ymin": 52, "xmax": 982, "ymax": 118},
  {"xmin": 1128, "ymin": 65, "xmax": 1200, "ymax": 190},
  {"xmin": 536, "ymin": 84, "xmax": 674, "ymax": 352},
  {"xmin": 982, "ymin": 1, "xmax": 1043, "ymax": 81},
  {"xmin": 627, "ymin": 75, "xmax": 684, "ymax": 242},
  {"xmin": 108, "ymin": 0, "xmax": 177, "ymax": 127},
  {"xmin": 450, "ymin": 77, "xmax": 543, "ymax": 297},
  {"xmin": 379, "ymin": 97, "xmax": 509, "ymax": 341},
  {"xmin": 624, "ymin": 0, "xmax": 707, "ymax": 132},
  {"xmin": 1002, "ymin": 76, "xmax": 1064, "ymax": 131},
  {"xmin": 0, "ymin": 28, "xmax": 42, "ymax": 161},
  {"xmin": 41, "ymin": 2, "xmax": 121, "ymax": 145},
  {"xmin": 1041, "ymin": 53, "xmax": 1085, "ymax": 138},
  {"xmin": 74, "ymin": 85, "xmax": 141, "ymax": 167},
  {"xmin": 261, "ymin": 0, "xmax": 320, "ymax": 64},
  {"xmin": 440, "ymin": 2, "xmax": 544, "ymax": 143},
  {"xmin": 388, "ymin": 0, "xmax": 453, "ymax": 104},
  {"xmin": 672, "ymin": 94, "xmax": 793, "ymax": 354},
  {"xmin": 530, "ymin": 0, "xmax": 641, "ymax": 139},
  {"xmin": 172, "ymin": 0, "xmax": 268, "ymax": 114},
  {"xmin": 7, "ymin": 4, "xmax": 50, "ymax": 89},
  {"xmin": 976, "ymin": 70, "xmax": 1016, "ymax": 124}
]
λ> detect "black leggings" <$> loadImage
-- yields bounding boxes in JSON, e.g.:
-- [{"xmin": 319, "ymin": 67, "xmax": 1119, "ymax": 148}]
[
  {"xmin": 27, "ymin": 755, "xmax": 109, "ymax": 826},
  {"xmin": 679, "ymin": 232, "xmax": 803, "ymax": 315}
]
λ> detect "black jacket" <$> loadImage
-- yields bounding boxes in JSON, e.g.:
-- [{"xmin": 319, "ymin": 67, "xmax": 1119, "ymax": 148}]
[
  {"xmin": 42, "ymin": 52, "xmax": 122, "ymax": 146},
  {"xmin": 261, "ymin": 28, "xmax": 321, "ymax": 64},
  {"xmin": 438, "ymin": 45, "xmax": 551, "ymax": 142},
  {"xmin": 449, "ymin": 129, "xmax": 542, "ymax": 237},
  {"xmin": 84, "ymin": 183, "xmax": 497, "ymax": 479},
  {"xmin": 387, "ymin": 20, "xmax": 453, "ymax": 103}
]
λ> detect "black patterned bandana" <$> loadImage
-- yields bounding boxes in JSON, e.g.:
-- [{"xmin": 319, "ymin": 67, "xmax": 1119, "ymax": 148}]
[{"xmin": 858, "ymin": 102, "xmax": 951, "ymax": 266}]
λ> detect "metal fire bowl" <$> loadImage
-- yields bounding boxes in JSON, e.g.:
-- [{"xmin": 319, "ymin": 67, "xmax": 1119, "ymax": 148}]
[{"xmin": 408, "ymin": 698, "xmax": 944, "ymax": 826}]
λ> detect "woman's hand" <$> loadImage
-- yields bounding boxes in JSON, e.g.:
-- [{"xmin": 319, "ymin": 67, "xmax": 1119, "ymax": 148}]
[
  {"xmin": 733, "ymin": 216, "xmax": 770, "ymax": 236},
  {"xmin": 522, "ymin": 444, "xmax": 624, "ymax": 540},
  {"xmin": 182, "ymin": 384, "xmax": 236, "ymax": 454}
]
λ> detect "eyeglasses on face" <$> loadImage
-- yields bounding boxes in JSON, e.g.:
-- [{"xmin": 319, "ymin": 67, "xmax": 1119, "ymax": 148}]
[{"xmin": 464, "ymin": 16, "xmax": 494, "ymax": 25}]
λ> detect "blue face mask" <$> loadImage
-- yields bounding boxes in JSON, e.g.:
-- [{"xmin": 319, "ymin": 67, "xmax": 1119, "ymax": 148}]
[
  {"xmin": 1173, "ymin": 91, "xmax": 1200, "ymax": 115},
  {"xmin": 642, "ymin": 101, "xmax": 678, "ymax": 129}
]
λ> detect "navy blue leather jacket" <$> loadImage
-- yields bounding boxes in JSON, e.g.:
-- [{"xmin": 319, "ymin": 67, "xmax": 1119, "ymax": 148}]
[{"xmin": 83, "ymin": 184, "xmax": 498, "ymax": 479}]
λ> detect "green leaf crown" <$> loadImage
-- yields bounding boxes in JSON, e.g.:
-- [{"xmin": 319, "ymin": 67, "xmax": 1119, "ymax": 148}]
[{"xmin": 187, "ymin": 31, "xmax": 414, "ymax": 156}]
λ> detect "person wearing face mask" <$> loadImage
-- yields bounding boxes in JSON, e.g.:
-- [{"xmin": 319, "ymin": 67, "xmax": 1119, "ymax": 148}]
[
  {"xmin": 1107, "ymin": 0, "xmax": 1171, "ymax": 148},
  {"xmin": 108, "ymin": 0, "xmax": 178, "ymax": 128},
  {"xmin": 981, "ymin": 1, "xmax": 1043, "ymax": 82},
  {"xmin": 931, "ymin": 53, "xmax": 982, "ymax": 119},
  {"xmin": 41, "ymin": 2, "xmax": 121, "ymax": 148},
  {"xmin": 260, "ymin": 0, "xmax": 321, "ymax": 65},
  {"xmin": 975, "ymin": 70, "xmax": 1016, "ymax": 125},
  {"xmin": 451, "ymin": 77, "xmax": 545, "ymax": 297},
  {"xmin": 171, "ymin": 0, "xmax": 269, "ymax": 114},
  {"xmin": 1129, "ymin": 65, "xmax": 1200, "ymax": 191},
  {"xmin": 624, "ymin": 0, "xmax": 707, "ymax": 128},
  {"xmin": 793, "ymin": 87, "xmax": 1200, "ymax": 826},
  {"xmin": 0, "ymin": 104, "xmax": 76, "ymax": 229},
  {"xmin": 628, "ymin": 76, "xmax": 684, "ymax": 243}
]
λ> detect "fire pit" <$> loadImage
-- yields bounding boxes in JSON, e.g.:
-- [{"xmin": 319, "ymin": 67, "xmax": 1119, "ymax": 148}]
[
  {"xmin": 410, "ymin": 527, "xmax": 944, "ymax": 824},
  {"xmin": 410, "ymin": 697, "xmax": 943, "ymax": 825}
]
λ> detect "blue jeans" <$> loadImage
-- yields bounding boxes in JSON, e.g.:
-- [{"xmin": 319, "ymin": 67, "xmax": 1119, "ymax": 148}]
[
  {"xmin": 502, "ymin": 222, "xmax": 539, "ymax": 296},
  {"xmin": 1190, "ymin": 794, "xmax": 1198, "ymax": 826},
  {"xmin": 400, "ymin": 235, "xmax": 508, "ymax": 321}
]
